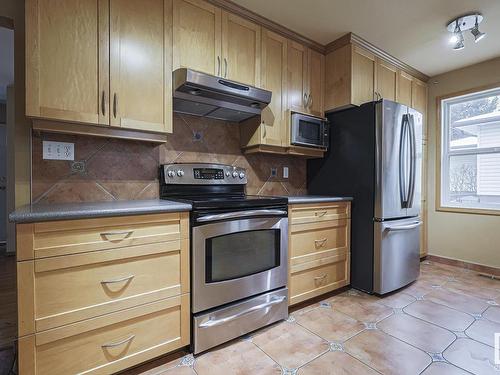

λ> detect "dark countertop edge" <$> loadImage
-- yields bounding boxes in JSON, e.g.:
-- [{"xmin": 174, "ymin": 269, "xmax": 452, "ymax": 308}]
[
  {"xmin": 9, "ymin": 200, "xmax": 193, "ymax": 224},
  {"xmin": 287, "ymin": 196, "xmax": 353, "ymax": 204}
]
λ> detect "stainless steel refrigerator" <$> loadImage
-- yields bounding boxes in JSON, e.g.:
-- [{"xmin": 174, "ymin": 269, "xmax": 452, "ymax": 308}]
[{"xmin": 308, "ymin": 99, "xmax": 422, "ymax": 294}]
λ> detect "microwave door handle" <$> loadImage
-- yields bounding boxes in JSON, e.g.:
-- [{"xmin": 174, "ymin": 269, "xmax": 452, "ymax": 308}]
[{"xmin": 196, "ymin": 209, "xmax": 287, "ymax": 223}]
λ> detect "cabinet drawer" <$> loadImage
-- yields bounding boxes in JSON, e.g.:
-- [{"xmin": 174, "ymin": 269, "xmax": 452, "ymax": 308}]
[
  {"xmin": 290, "ymin": 255, "xmax": 349, "ymax": 306},
  {"xmin": 290, "ymin": 219, "xmax": 349, "ymax": 265},
  {"xmin": 19, "ymin": 295, "xmax": 190, "ymax": 375},
  {"xmin": 18, "ymin": 239, "xmax": 190, "ymax": 334},
  {"xmin": 290, "ymin": 202, "xmax": 350, "ymax": 225},
  {"xmin": 17, "ymin": 212, "xmax": 189, "ymax": 260}
]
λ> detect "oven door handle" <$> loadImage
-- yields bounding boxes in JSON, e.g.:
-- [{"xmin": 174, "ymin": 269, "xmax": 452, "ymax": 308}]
[
  {"xmin": 196, "ymin": 209, "xmax": 287, "ymax": 223},
  {"xmin": 198, "ymin": 295, "xmax": 287, "ymax": 328}
]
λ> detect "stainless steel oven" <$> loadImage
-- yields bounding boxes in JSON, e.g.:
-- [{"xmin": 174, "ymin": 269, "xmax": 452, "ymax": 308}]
[
  {"xmin": 291, "ymin": 111, "xmax": 329, "ymax": 149},
  {"xmin": 192, "ymin": 209, "xmax": 288, "ymax": 313},
  {"xmin": 191, "ymin": 208, "xmax": 288, "ymax": 353}
]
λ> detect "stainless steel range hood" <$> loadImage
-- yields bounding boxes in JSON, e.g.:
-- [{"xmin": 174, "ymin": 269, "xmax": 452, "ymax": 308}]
[{"xmin": 173, "ymin": 68, "xmax": 272, "ymax": 122}]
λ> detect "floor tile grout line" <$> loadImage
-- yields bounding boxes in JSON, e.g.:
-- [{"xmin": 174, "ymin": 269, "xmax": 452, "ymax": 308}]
[{"xmin": 246, "ymin": 338, "xmax": 284, "ymax": 371}]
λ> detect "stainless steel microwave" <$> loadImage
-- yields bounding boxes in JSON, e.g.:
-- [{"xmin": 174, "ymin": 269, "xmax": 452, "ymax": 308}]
[{"xmin": 290, "ymin": 112, "xmax": 329, "ymax": 149}]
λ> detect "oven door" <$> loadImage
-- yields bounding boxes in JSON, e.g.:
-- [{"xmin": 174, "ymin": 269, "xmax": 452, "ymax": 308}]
[{"xmin": 192, "ymin": 215, "xmax": 288, "ymax": 313}]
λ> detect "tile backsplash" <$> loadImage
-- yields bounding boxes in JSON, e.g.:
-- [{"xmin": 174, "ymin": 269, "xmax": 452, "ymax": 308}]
[{"xmin": 32, "ymin": 114, "xmax": 307, "ymax": 203}]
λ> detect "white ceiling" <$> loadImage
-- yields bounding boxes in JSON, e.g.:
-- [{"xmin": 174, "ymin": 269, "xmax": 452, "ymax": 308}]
[
  {"xmin": 0, "ymin": 27, "xmax": 14, "ymax": 101},
  {"xmin": 232, "ymin": 0, "xmax": 500, "ymax": 77}
]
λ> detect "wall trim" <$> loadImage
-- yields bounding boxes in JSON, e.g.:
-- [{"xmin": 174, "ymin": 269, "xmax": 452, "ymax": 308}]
[
  {"xmin": 325, "ymin": 32, "xmax": 429, "ymax": 82},
  {"xmin": 425, "ymin": 254, "xmax": 500, "ymax": 277}
]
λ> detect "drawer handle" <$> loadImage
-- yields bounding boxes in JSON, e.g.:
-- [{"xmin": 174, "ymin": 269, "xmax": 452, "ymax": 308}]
[
  {"xmin": 100, "ymin": 230, "xmax": 133, "ymax": 239},
  {"xmin": 101, "ymin": 334, "xmax": 135, "ymax": 349},
  {"xmin": 314, "ymin": 238, "xmax": 327, "ymax": 246},
  {"xmin": 315, "ymin": 211, "xmax": 327, "ymax": 217},
  {"xmin": 314, "ymin": 274, "xmax": 327, "ymax": 281},
  {"xmin": 101, "ymin": 275, "xmax": 135, "ymax": 285}
]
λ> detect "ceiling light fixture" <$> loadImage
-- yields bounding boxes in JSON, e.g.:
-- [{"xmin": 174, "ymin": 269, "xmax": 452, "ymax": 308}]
[{"xmin": 446, "ymin": 13, "xmax": 485, "ymax": 50}]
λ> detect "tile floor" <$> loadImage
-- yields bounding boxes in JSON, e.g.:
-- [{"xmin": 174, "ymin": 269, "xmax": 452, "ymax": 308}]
[{"xmin": 134, "ymin": 261, "xmax": 500, "ymax": 375}]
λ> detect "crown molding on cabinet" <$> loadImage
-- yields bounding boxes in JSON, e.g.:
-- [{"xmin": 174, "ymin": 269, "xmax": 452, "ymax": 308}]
[
  {"xmin": 326, "ymin": 32, "xmax": 430, "ymax": 82},
  {"xmin": 205, "ymin": 0, "xmax": 325, "ymax": 53}
]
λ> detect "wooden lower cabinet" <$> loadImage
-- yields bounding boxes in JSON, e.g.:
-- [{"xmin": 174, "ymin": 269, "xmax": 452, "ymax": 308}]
[
  {"xmin": 17, "ymin": 212, "xmax": 190, "ymax": 374},
  {"xmin": 288, "ymin": 202, "xmax": 351, "ymax": 306}
]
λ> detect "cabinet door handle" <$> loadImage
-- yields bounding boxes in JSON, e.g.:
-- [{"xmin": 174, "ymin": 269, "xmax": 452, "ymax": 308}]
[
  {"xmin": 308, "ymin": 94, "xmax": 313, "ymax": 108},
  {"xmin": 113, "ymin": 93, "xmax": 117, "ymax": 118},
  {"xmin": 101, "ymin": 334, "xmax": 135, "ymax": 349},
  {"xmin": 303, "ymin": 93, "xmax": 308, "ymax": 107},
  {"xmin": 100, "ymin": 230, "xmax": 133, "ymax": 239},
  {"xmin": 262, "ymin": 125, "xmax": 266, "ymax": 139},
  {"xmin": 314, "ymin": 274, "xmax": 327, "ymax": 281},
  {"xmin": 217, "ymin": 56, "xmax": 221, "ymax": 76},
  {"xmin": 315, "ymin": 211, "xmax": 327, "ymax": 217},
  {"xmin": 314, "ymin": 238, "xmax": 327, "ymax": 246},
  {"xmin": 224, "ymin": 58, "xmax": 228, "ymax": 78},
  {"xmin": 101, "ymin": 275, "xmax": 135, "ymax": 285},
  {"xmin": 101, "ymin": 90, "xmax": 106, "ymax": 116}
]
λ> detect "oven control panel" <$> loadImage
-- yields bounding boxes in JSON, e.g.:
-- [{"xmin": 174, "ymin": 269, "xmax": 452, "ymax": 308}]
[{"xmin": 161, "ymin": 163, "xmax": 247, "ymax": 185}]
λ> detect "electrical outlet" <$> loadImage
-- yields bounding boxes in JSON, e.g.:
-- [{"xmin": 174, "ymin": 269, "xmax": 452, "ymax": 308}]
[
  {"xmin": 283, "ymin": 167, "xmax": 289, "ymax": 179},
  {"xmin": 43, "ymin": 141, "xmax": 74, "ymax": 160},
  {"xmin": 270, "ymin": 167, "xmax": 277, "ymax": 178}
]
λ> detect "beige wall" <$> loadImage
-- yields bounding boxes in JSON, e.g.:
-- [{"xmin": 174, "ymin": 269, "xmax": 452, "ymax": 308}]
[{"xmin": 427, "ymin": 56, "xmax": 500, "ymax": 268}]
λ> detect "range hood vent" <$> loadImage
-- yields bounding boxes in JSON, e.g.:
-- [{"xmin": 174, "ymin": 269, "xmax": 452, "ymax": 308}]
[{"xmin": 173, "ymin": 68, "xmax": 272, "ymax": 123}]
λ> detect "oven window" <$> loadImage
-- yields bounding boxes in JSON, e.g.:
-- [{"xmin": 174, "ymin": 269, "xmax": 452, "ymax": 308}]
[
  {"xmin": 206, "ymin": 229, "xmax": 280, "ymax": 283},
  {"xmin": 299, "ymin": 120, "xmax": 320, "ymax": 142}
]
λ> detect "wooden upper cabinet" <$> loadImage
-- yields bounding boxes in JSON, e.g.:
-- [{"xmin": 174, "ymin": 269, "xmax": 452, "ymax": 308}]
[
  {"xmin": 375, "ymin": 58, "xmax": 397, "ymax": 101},
  {"xmin": 351, "ymin": 46, "xmax": 376, "ymax": 106},
  {"xmin": 287, "ymin": 40, "xmax": 308, "ymax": 113},
  {"xmin": 260, "ymin": 30, "xmax": 288, "ymax": 147},
  {"xmin": 221, "ymin": 12, "xmax": 260, "ymax": 87},
  {"xmin": 110, "ymin": 0, "xmax": 172, "ymax": 133},
  {"xmin": 307, "ymin": 49, "xmax": 325, "ymax": 117},
  {"xmin": 397, "ymin": 70, "xmax": 413, "ymax": 107},
  {"xmin": 173, "ymin": 0, "xmax": 221, "ymax": 75},
  {"xmin": 411, "ymin": 79, "xmax": 427, "ymax": 117},
  {"xmin": 26, "ymin": 0, "xmax": 109, "ymax": 125}
]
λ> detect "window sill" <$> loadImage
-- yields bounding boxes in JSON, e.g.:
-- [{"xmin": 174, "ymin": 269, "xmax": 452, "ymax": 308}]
[{"xmin": 436, "ymin": 205, "xmax": 500, "ymax": 216}]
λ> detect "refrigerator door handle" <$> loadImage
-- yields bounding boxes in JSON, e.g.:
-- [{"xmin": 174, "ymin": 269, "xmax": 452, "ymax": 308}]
[
  {"xmin": 398, "ymin": 114, "xmax": 408, "ymax": 208},
  {"xmin": 407, "ymin": 114, "xmax": 417, "ymax": 208},
  {"xmin": 385, "ymin": 220, "xmax": 422, "ymax": 232}
]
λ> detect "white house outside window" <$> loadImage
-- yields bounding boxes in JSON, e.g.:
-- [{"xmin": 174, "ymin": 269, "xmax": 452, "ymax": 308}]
[{"xmin": 440, "ymin": 87, "xmax": 500, "ymax": 212}]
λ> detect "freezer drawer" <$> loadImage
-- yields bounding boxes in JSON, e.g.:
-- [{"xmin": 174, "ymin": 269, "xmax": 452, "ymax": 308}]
[
  {"xmin": 373, "ymin": 218, "xmax": 421, "ymax": 294},
  {"xmin": 192, "ymin": 288, "xmax": 288, "ymax": 354}
]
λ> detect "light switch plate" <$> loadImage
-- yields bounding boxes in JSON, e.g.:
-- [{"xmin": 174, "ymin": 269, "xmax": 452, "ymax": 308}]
[
  {"xmin": 43, "ymin": 141, "xmax": 75, "ymax": 160},
  {"xmin": 283, "ymin": 167, "xmax": 289, "ymax": 179}
]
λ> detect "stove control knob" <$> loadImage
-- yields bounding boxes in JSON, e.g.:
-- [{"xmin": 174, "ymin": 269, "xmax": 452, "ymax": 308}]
[
  {"xmin": 177, "ymin": 169, "xmax": 185, "ymax": 177},
  {"xmin": 232, "ymin": 171, "xmax": 238, "ymax": 178},
  {"xmin": 225, "ymin": 171, "xmax": 230, "ymax": 177},
  {"xmin": 167, "ymin": 170, "xmax": 175, "ymax": 178},
  {"xmin": 239, "ymin": 172, "xmax": 245, "ymax": 179}
]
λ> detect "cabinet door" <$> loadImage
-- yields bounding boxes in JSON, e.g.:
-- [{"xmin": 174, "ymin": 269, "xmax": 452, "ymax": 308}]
[
  {"xmin": 375, "ymin": 58, "xmax": 397, "ymax": 101},
  {"xmin": 351, "ymin": 46, "xmax": 376, "ymax": 106},
  {"xmin": 411, "ymin": 79, "xmax": 428, "ymax": 119},
  {"xmin": 221, "ymin": 12, "xmax": 260, "ymax": 86},
  {"xmin": 397, "ymin": 71, "xmax": 413, "ymax": 106},
  {"xmin": 307, "ymin": 49, "xmax": 324, "ymax": 117},
  {"xmin": 260, "ymin": 30, "xmax": 287, "ymax": 147},
  {"xmin": 173, "ymin": 0, "xmax": 221, "ymax": 75},
  {"xmin": 110, "ymin": 0, "xmax": 171, "ymax": 133},
  {"xmin": 287, "ymin": 40, "xmax": 308, "ymax": 113},
  {"xmin": 26, "ymin": 0, "xmax": 109, "ymax": 125}
]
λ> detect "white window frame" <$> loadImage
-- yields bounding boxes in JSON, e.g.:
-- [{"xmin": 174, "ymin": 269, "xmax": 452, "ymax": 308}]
[{"xmin": 440, "ymin": 86, "xmax": 500, "ymax": 213}]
